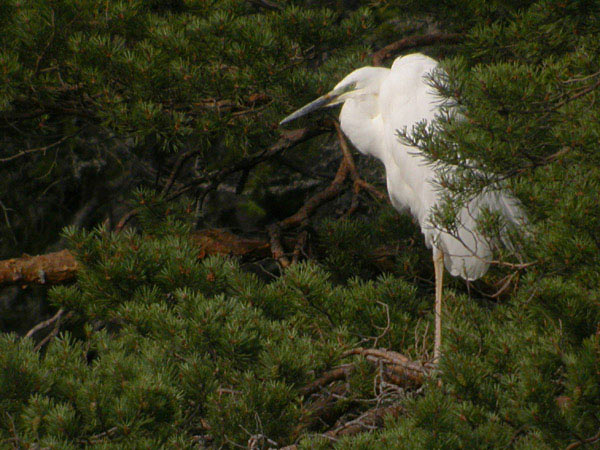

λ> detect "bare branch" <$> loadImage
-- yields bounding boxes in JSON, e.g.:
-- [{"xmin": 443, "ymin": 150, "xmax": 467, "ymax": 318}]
[
  {"xmin": 25, "ymin": 308, "xmax": 65, "ymax": 338},
  {"xmin": 300, "ymin": 364, "xmax": 354, "ymax": 397},
  {"xmin": 372, "ymin": 32, "xmax": 463, "ymax": 67},
  {"xmin": 168, "ymin": 126, "xmax": 332, "ymax": 201},
  {"xmin": 344, "ymin": 347, "xmax": 427, "ymax": 386},
  {"xmin": 325, "ymin": 403, "xmax": 404, "ymax": 438},
  {"xmin": 0, "ymin": 249, "xmax": 79, "ymax": 286},
  {"xmin": 0, "ymin": 132, "xmax": 77, "ymax": 163}
]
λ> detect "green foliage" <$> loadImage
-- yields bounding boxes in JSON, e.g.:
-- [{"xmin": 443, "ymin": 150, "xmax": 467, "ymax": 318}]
[
  {"xmin": 1, "ymin": 221, "xmax": 424, "ymax": 447},
  {"xmin": 316, "ymin": 206, "xmax": 427, "ymax": 282},
  {"xmin": 0, "ymin": 0, "xmax": 376, "ymax": 256},
  {"xmin": 1, "ymin": 0, "xmax": 600, "ymax": 448}
]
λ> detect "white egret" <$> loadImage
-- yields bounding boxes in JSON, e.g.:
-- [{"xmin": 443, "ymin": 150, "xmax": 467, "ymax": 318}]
[{"xmin": 280, "ymin": 53, "xmax": 524, "ymax": 363}]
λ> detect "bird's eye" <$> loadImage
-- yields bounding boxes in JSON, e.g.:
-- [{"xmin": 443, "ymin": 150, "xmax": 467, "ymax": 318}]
[
  {"xmin": 336, "ymin": 82, "xmax": 356, "ymax": 94},
  {"xmin": 343, "ymin": 82, "xmax": 357, "ymax": 92}
]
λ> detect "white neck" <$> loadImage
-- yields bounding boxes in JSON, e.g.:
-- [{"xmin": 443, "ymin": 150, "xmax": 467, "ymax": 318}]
[{"xmin": 339, "ymin": 97, "xmax": 388, "ymax": 164}]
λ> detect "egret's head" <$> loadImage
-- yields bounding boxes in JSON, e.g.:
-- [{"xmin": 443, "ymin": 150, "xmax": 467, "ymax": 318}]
[{"xmin": 279, "ymin": 67, "xmax": 388, "ymax": 126}]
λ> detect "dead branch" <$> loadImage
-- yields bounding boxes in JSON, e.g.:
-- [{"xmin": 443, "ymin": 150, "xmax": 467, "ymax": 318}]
[
  {"xmin": 325, "ymin": 403, "xmax": 404, "ymax": 438},
  {"xmin": 278, "ymin": 146, "xmax": 351, "ymax": 230},
  {"xmin": 161, "ymin": 148, "xmax": 201, "ymax": 197},
  {"xmin": 25, "ymin": 308, "xmax": 65, "ymax": 338},
  {"xmin": 267, "ymin": 223, "xmax": 292, "ymax": 268},
  {"xmin": 191, "ymin": 229, "xmax": 270, "ymax": 259},
  {"xmin": 0, "ymin": 132, "xmax": 79, "ymax": 163},
  {"xmin": 0, "ymin": 229, "xmax": 270, "ymax": 287},
  {"xmin": 293, "ymin": 383, "xmax": 349, "ymax": 439},
  {"xmin": 289, "ymin": 351, "xmax": 419, "ymax": 443},
  {"xmin": 300, "ymin": 364, "xmax": 354, "ymax": 398},
  {"xmin": 79, "ymin": 426, "xmax": 119, "ymax": 445},
  {"xmin": 113, "ymin": 208, "xmax": 140, "ymax": 232},
  {"xmin": 292, "ymin": 229, "xmax": 309, "ymax": 265},
  {"xmin": 264, "ymin": 127, "xmax": 355, "ymax": 263},
  {"xmin": 0, "ymin": 249, "xmax": 79, "ymax": 286},
  {"xmin": 0, "ymin": 229, "xmax": 408, "ymax": 288},
  {"xmin": 334, "ymin": 121, "xmax": 387, "ymax": 203},
  {"xmin": 344, "ymin": 347, "xmax": 427, "ymax": 387},
  {"xmin": 372, "ymin": 32, "xmax": 463, "ymax": 67},
  {"xmin": 33, "ymin": 310, "xmax": 72, "ymax": 351},
  {"xmin": 169, "ymin": 125, "xmax": 332, "ymax": 200},
  {"xmin": 0, "ymin": 122, "xmax": 389, "ymax": 287},
  {"xmin": 270, "ymin": 120, "xmax": 386, "ymax": 255}
]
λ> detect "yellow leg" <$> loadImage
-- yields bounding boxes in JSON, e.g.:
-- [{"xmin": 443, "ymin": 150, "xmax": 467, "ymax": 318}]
[{"xmin": 433, "ymin": 250, "xmax": 444, "ymax": 365}]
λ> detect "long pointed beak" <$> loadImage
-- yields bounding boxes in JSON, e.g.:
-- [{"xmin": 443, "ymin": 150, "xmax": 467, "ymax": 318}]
[{"xmin": 279, "ymin": 91, "xmax": 341, "ymax": 126}]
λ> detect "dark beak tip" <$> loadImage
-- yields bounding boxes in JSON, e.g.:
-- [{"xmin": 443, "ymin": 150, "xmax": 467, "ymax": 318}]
[{"xmin": 279, "ymin": 93, "xmax": 335, "ymax": 128}]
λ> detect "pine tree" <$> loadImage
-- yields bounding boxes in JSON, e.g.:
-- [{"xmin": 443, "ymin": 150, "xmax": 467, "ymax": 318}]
[{"xmin": 1, "ymin": 0, "xmax": 599, "ymax": 448}]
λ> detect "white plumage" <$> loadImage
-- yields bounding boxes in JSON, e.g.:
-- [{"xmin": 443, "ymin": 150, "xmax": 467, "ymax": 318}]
[{"xmin": 280, "ymin": 53, "xmax": 525, "ymax": 362}]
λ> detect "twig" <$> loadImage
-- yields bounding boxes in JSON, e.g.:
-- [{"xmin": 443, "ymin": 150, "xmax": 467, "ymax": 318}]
[
  {"xmin": 489, "ymin": 271, "xmax": 517, "ymax": 299},
  {"xmin": 33, "ymin": 9, "xmax": 56, "ymax": 77},
  {"xmin": 324, "ymin": 403, "xmax": 404, "ymax": 438},
  {"xmin": 334, "ymin": 122, "xmax": 387, "ymax": 202},
  {"xmin": 275, "ymin": 119, "xmax": 380, "ymax": 233},
  {"xmin": 274, "ymin": 155, "xmax": 334, "ymax": 180},
  {"xmin": 33, "ymin": 314, "xmax": 68, "ymax": 352},
  {"xmin": 0, "ymin": 200, "xmax": 17, "ymax": 245},
  {"xmin": 80, "ymin": 426, "xmax": 119, "ymax": 445},
  {"xmin": 113, "ymin": 208, "xmax": 140, "ymax": 232},
  {"xmin": 556, "ymin": 78, "xmax": 600, "ymax": 108},
  {"xmin": 293, "ymin": 383, "xmax": 349, "ymax": 439},
  {"xmin": 161, "ymin": 149, "xmax": 200, "ymax": 196},
  {"xmin": 4, "ymin": 412, "xmax": 20, "ymax": 449},
  {"xmin": 168, "ymin": 126, "xmax": 331, "ymax": 201},
  {"xmin": 562, "ymin": 70, "xmax": 600, "ymax": 84},
  {"xmin": 372, "ymin": 32, "xmax": 463, "ymax": 66},
  {"xmin": 0, "ymin": 132, "xmax": 77, "ymax": 163},
  {"xmin": 33, "ymin": 327, "xmax": 58, "ymax": 352},
  {"xmin": 25, "ymin": 308, "xmax": 65, "ymax": 338},
  {"xmin": 372, "ymin": 301, "xmax": 391, "ymax": 347},
  {"xmin": 566, "ymin": 429, "xmax": 600, "ymax": 450},
  {"xmin": 278, "ymin": 152, "xmax": 350, "ymax": 230}
]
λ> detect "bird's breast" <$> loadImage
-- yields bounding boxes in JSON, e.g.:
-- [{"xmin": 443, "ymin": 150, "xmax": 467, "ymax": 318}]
[{"xmin": 340, "ymin": 102, "xmax": 386, "ymax": 161}]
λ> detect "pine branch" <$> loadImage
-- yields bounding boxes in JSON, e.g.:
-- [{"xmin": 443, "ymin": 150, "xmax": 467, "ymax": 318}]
[
  {"xmin": 160, "ymin": 148, "xmax": 201, "ymax": 197},
  {"xmin": 0, "ymin": 230, "xmax": 269, "ymax": 287},
  {"xmin": 168, "ymin": 125, "xmax": 331, "ymax": 201},
  {"xmin": 0, "ymin": 229, "xmax": 406, "ymax": 288},
  {"xmin": 266, "ymin": 120, "xmax": 388, "ymax": 265}
]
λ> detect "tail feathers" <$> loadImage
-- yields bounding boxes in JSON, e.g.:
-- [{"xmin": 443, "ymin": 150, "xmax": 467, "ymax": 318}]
[
  {"xmin": 486, "ymin": 190, "xmax": 528, "ymax": 253},
  {"xmin": 432, "ymin": 190, "xmax": 527, "ymax": 281}
]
